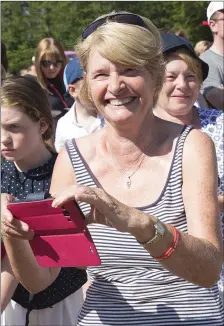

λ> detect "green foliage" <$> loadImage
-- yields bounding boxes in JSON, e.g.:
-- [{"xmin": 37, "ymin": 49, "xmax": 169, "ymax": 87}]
[{"xmin": 2, "ymin": 1, "xmax": 211, "ymax": 74}]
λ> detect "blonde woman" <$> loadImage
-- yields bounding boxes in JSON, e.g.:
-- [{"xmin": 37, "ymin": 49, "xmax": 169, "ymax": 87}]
[
  {"xmin": 194, "ymin": 40, "xmax": 211, "ymax": 57},
  {"xmin": 2, "ymin": 12, "xmax": 224, "ymax": 325}
]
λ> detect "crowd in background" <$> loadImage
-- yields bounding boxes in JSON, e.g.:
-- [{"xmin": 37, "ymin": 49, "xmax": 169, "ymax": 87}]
[{"xmin": 1, "ymin": 2, "xmax": 224, "ymax": 326}]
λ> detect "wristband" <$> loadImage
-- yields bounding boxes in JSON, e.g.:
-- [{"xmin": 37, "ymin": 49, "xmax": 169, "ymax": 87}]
[{"xmin": 151, "ymin": 225, "xmax": 180, "ymax": 261}]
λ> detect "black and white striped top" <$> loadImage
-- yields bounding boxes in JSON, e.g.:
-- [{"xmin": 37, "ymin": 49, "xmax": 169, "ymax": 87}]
[{"xmin": 66, "ymin": 125, "xmax": 224, "ymax": 326}]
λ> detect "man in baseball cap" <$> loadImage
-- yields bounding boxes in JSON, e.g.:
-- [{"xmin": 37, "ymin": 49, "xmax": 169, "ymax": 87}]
[
  {"xmin": 200, "ymin": 1, "xmax": 224, "ymax": 110},
  {"xmin": 55, "ymin": 57, "xmax": 104, "ymax": 152},
  {"xmin": 63, "ymin": 56, "xmax": 84, "ymax": 93},
  {"xmin": 207, "ymin": 1, "xmax": 224, "ymax": 22}
]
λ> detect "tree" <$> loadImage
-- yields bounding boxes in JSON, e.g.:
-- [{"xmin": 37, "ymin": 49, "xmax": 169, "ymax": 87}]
[{"xmin": 2, "ymin": 1, "xmax": 211, "ymax": 74}]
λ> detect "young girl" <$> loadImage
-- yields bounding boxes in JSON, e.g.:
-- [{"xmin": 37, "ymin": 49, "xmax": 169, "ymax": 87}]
[{"xmin": 1, "ymin": 76, "xmax": 87, "ymax": 326}]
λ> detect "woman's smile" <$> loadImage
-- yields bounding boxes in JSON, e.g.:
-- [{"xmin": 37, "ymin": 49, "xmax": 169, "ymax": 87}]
[{"xmin": 106, "ymin": 97, "xmax": 136, "ymax": 106}]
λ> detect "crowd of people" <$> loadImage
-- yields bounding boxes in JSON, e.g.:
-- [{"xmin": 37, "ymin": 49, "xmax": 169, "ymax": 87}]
[{"xmin": 1, "ymin": 2, "xmax": 224, "ymax": 326}]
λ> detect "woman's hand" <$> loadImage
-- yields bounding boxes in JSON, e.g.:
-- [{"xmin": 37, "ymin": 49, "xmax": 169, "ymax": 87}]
[
  {"xmin": 1, "ymin": 194, "xmax": 34, "ymax": 240},
  {"xmin": 51, "ymin": 185, "xmax": 151, "ymax": 235}
]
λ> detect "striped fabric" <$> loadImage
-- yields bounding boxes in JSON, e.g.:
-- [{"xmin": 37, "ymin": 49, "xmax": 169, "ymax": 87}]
[{"xmin": 66, "ymin": 125, "xmax": 224, "ymax": 325}]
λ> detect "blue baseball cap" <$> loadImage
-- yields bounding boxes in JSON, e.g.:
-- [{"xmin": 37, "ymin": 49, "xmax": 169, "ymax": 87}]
[{"xmin": 63, "ymin": 57, "xmax": 84, "ymax": 92}]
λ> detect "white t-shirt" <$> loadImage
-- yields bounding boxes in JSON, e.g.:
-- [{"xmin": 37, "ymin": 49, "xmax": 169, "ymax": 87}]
[{"xmin": 55, "ymin": 103, "xmax": 104, "ymax": 152}]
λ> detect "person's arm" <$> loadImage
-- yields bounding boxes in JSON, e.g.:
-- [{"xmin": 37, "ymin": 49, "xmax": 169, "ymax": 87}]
[
  {"xmin": 3, "ymin": 237, "xmax": 60, "ymax": 294},
  {"xmin": 1, "ymin": 195, "xmax": 61, "ymax": 294},
  {"xmin": 160, "ymin": 129, "xmax": 222, "ymax": 286},
  {"xmin": 2, "ymin": 149, "xmax": 75, "ymax": 293},
  {"xmin": 52, "ymin": 130, "xmax": 222, "ymax": 288},
  {"xmin": 140, "ymin": 130, "xmax": 222, "ymax": 287},
  {"xmin": 200, "ymin": 51, "xmax": 224, "ymax": 110},
  {"xmin": 1, "ymin": 255, "xmax": 18, "ymax": 312},
  {"xmin": 203, "ymin": 86, "xmax": 224, "ymax": 110}
]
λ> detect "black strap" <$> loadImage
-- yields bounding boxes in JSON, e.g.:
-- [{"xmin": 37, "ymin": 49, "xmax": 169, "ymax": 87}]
[{"xmin": 25, "ymin": 307, "xmax": 32, "ymax": 326}]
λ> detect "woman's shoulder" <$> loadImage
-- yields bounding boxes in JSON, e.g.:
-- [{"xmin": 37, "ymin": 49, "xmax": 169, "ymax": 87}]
[
  {"xmin": 155, "ymin": 116, "xmax": 191, "ymax": 142},
  {"xmin": 55, "ymin": 133, "xmax": 99, "ymax": 171},
  {"xmin": 160, "ymin": 121, "xmax": 214, "ymax": 156},
  {"xmin": 73, "ymin": 131, "xmax": 101, "ymax": 160},
  {"xmin": 183, "ymin": 128, "xmax": 216, "ymax": 162},
  {"xmin": 50, "ymin": 134, "xmax": 99, "ymax": 192}
]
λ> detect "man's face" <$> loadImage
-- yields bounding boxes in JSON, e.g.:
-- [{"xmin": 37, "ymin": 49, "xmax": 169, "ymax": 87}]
[{"xmin": 209, "ymin": 10, "xmax": 224, "ymax": 39}]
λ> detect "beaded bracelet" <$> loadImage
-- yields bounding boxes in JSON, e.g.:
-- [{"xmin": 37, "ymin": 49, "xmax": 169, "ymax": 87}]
[{"xmin": 151, "ymin": 225, "xmax": 180, "ymax": 261}]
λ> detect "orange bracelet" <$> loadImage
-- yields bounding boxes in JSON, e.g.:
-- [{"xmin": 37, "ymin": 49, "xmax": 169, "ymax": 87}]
[{"xmin": 151, "ymin": 225, "xmax": 180, "ymax": 261}]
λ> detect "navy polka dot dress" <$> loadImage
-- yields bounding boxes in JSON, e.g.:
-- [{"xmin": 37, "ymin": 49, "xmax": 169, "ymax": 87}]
[
  {"xmin": 1, "ymin": 154, "xmax": 56, "ymax": 200},
  {"xmin": 1, "ymin": 154, "xmax": 87, "ymax": 313}
]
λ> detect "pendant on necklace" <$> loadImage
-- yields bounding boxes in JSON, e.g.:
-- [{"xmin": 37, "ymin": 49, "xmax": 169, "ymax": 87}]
[{"xmin": 126, "ymin": 176, "xmax": 131, "ymax": 189}]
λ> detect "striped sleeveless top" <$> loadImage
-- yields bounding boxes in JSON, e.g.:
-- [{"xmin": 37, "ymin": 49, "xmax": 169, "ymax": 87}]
[{"xmin": 66, "ymin": 125, "xmax": 224, "ymax": 326}]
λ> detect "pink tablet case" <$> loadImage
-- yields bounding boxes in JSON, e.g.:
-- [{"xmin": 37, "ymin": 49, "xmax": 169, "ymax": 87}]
[{"xmin": 7, "ymin": 199, "xmax": 101, "ymax": 267}]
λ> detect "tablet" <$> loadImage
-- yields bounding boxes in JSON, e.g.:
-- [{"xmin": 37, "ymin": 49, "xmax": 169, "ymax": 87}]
[{"xmin": 7, "ymin": 199, "xmax": 101, "ymax": 267}]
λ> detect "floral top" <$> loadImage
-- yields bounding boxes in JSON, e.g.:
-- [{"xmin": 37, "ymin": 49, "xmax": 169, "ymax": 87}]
[
  {"xmin": 198, "ymin": 108, "xmax": 224, "ymax": 205},
  {"xmin": 198, "ymin": 108, "xmax": 224, "ymax": 293}
]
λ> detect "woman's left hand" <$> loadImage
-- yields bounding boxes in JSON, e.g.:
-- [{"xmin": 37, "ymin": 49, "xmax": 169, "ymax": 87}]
[{"xmin": 51, "ymin": 185, "xmax": 148, "ymax": 234}]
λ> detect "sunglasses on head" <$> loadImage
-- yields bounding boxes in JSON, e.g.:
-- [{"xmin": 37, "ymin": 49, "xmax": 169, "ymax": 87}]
[
  {"xmin": 41, "ymin": 60, "xmax": 63, "ymax": 68},
  {"xmin": 82, "ymin": 13, "xmax": 149, "ymax": 40}
]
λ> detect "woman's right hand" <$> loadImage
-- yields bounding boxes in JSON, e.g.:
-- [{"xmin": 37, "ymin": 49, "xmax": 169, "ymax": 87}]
[{"xmin": 1, "ymin": 194, "xmax": 34, "ymax": 240}]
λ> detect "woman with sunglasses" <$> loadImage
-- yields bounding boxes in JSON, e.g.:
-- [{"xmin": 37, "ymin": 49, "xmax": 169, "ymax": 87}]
[
  {"xmin": 34, "ymin": 38, "xmax": 74, "ymax": 119},
  {"xmin": 2, "ymin": 11, "xmax": 224, "ymax": 326}
]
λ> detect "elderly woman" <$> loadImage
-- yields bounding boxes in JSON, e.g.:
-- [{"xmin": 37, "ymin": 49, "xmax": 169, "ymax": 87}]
[
  {"xmin": 154, "ymin": 33, "xmax": 224, "ymax": 212},
  {"xmin": 154, "ymin": 33, "xmax": 224, "ymax": 300},
  {"xmin": 2, "ymin": 12, "xmax": 224, "ymax": 326}
]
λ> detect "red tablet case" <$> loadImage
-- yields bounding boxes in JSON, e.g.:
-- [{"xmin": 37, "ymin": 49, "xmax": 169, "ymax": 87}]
[{"xmin": 7, "ymin": 199, "xmax": 101, "ymax": 267}]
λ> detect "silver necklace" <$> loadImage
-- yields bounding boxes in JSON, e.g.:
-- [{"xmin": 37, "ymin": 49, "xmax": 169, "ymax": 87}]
[{"xmin": 108, "ymin": 140, "xmax": 157, "ymax": 189}]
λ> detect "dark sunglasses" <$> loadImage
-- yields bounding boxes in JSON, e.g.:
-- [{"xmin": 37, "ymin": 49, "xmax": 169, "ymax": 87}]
[
  {"xmin": 82, "ymin": 13, "xmax": 149, "ymax": 40},
  {"xmin": 41, "ymin": 60, "xmax": 63, "ymax": 68}
]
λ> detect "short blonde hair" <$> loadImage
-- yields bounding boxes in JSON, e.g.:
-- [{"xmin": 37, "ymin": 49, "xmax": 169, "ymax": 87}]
[
  {"xmin": 194, "ymin": 40, "xmax": 211, "ymax": 57},
  {"xmin": 75, "ymin": 12, "xmax": 165, "ymax": 105},
  {"xmin": 164, "ymin": 48, "xmax": 203, "ymax": 84},
  {"xmin": 35, "ymin": 38, "xmax": 67, "ymax": 90}
]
